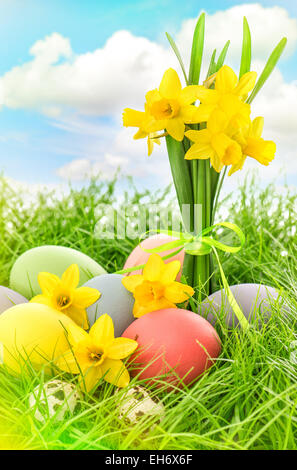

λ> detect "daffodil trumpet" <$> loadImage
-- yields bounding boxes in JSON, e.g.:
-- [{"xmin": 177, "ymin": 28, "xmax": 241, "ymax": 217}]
[{"xmin": 122, "ymin": 12, "xmax": 286, "ymax": 299}]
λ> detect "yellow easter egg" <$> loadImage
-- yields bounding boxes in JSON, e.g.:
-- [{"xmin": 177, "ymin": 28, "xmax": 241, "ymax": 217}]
[{"xmin": 0, "ymin": 303, "xmax": 75, "ymax": 374}]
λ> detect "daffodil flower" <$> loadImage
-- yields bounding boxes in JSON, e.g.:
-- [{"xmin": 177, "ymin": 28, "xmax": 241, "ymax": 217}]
[
  {"xmin": 122, "ymin": 106, "xmax": 161, "ymax": 156},
  {"xmin": 56, "ymin": 314, "xmax": 138, "ymax": 392},
  {"xmin": 144, "ymin": 68, "xmax": 208, "ymax": 141},
  {"xmin": 229, "ymin": 117, "xmax": 276, "ymax": 175},
  {"xmin": 122, "ymin": 253, "xmax": 194, "ymax": 318},
  {"xmin": 123, "ymin": 68, "xmax": 207, "ymax": 144},
  {"xmin": 194, "ymin": 65, "xmax": 257, "ymax": 122},
  {"xmin": 30, "ymin": 264, "xmax": 100, "ymax": 330},
  {"xmin": 185, "ymin": 109, "xmax": 243, "ymax": 172}
]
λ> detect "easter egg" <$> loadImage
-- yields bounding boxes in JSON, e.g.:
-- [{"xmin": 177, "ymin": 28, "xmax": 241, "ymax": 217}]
[
  {"xmin": 124, "ymin": 235, "xmax": 184, "ymax": 281},
  {"xmin": 0, "ymin": 286, "xmax": 28, "ymax": 314},
  {"xmin": 198, "ymin": 283, "xmax": 283, "ymax": 328},
  {"xmin": 122, "ymin": 308, "xmax": 221, "ymax": 388},
  {"xmin": 29, "ymin": 380, "xmax": 80, "ymax": 423},
  {"xmin": 10, "ymin": 245, "xmax": 106, "ymax": 299},
  {"xmin": 117, "ymin": 385, "xmax": 165, "ymax": 429},
  {"xmin": 0, "ymin": 303, "xmax": 76, "ymax": 374},
  {"xmin": 83, "ymin": 274, "xmax": 135, "ymax": 336}
]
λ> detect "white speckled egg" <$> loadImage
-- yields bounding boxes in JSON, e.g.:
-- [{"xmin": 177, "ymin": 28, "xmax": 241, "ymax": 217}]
[
  {"xmin": 0, "ymin": 286, "xmax": 28, "ymax": 314},
  {"xmin": 198, "ymin": 283, "xmax": 284, "ymax": 328},
  {"xmin": 29, "ymin": 380, "xmax": 80, "ymax": 423},
  {"xmin": 83, "ymin": 274, "xmax": 135, "ymax": 336},
  {"xmin": 117, "ymin": 385, "xmax": 165, "ymax": 428}
]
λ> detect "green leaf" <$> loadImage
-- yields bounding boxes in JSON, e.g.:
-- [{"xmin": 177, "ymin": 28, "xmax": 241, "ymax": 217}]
[
  {"xmin": 239, "ymin": 17, "xmax": 252, "ymax": 78},
  {"xmin": 216, "ymin": 40, "xmax": 230, "ymax": 71},
  {"xmin": 206, "ymin": 49, "xmax": 217, "ymax": 79},
  {"xmin": 189, "ymin": 12, "xmax": 205, "ymax": 85},
  {"xmin": 247, "ymin": 37, "xmax": 287, "ymax": 104},
  {"xmin": 165, "ymin": 136, "xmax": 194, "ymax": 232},
  {"xmin": 166, "ymin": 32, "xmax": 189, "ymax": 85}
]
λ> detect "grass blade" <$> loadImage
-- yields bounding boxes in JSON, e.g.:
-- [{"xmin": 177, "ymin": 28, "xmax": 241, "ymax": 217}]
[
  {"xmin": 216, "ymin": 40, "xmax": 230, "ymax": 71},
  {"xmin": 166, "ymin": 32, "xmax": 189, "ymax": 85},
  {"xmin": 206, "ymin": 49, "xmax": 217, "ymax": 79},
  {"xmin": 239, "ymin": 17, "xmax": 252, "ymax": 78},
  {"xmin": 189, "ymin": 12, "xmax": 205, "ymax": 85},
  {"xmin": 247, "ymin": 37, "xmax": 287, "ymax": 104}
]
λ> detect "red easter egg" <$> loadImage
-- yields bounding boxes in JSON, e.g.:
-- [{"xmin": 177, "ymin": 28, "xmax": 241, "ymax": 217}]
[
  {"xmin": 124, "ymin": 235, "xmax": 185, "ymax": 281},
  {"xmin": 122, "ymin": 308, "xmax": 221, "ymax": 388}
]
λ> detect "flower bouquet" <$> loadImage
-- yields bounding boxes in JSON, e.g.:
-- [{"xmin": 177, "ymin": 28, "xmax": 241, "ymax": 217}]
[{"xmin": 123, "ymin": 13, "xmax": 286, "ymax": 305}]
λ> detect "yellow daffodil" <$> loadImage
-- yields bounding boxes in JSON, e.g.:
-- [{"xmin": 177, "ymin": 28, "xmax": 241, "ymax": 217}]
[
  {"xmin": 229, "ymin": 116, "xmax": 276, "ymax": 175},
  {"xmin": 123, "ymin": 68, "xmax": 207, "ymax": 144},
  {"xmin": 194, "ymin": 65, "xmax": 257, "ymax": 122},
  {"xmin": 30, "ymin": 264, "xmax": 100, "ymax": 330},
  {"xmin": 122, "ymin": 106, "xmax": 161, "ymax": 156},
  {"xmin": 122, "ymin": 253, "xmax": 194, "ymax": 318},
  {"xmin": 144, "ymin": 69, "xmax": 209, "ymax": 141},
  {"xmin": 56, "ymin": 314, "xmax": 138, "ymax": 392},
  {"xmin": 185, "ymin": 109, "xmax": 243, "ymax": 172}
]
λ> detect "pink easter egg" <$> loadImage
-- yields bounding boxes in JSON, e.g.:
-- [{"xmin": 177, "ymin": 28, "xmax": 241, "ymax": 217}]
[
  {"xmin": 124, "ymin": 235, "xmax": 185, "ymax": 281},
  {"xmin": 122, "ymin": 308, "xmax": 221, "ymax": 388}
]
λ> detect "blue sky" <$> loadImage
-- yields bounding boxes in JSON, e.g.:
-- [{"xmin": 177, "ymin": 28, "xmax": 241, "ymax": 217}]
[{"xmin": 0, "ymin": 0, "xmax": 296, "ymax": 188}]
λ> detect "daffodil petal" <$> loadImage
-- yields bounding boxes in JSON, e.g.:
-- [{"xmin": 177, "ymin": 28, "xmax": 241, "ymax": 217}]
[
  {"xmin": 180, "ymin": 105, "xmax": 205, "ymax": 124},
  {"xmin": 66, "ymin": 322, "xmax": 89, "ymax": 346},
  {"xmin": 55, "ymin": 349, "xmax": 80, "ymax": 374},
  {"xmin": 252, "ymin": 117, "xmax": 264, "ymax": 139},
  {"xmin": 61, "ymin": 264, "xmax": 80, "ymax": 290},
  {"xmin": 244, "ymin": 137, "xmax": 276, "ymax": 165},
  {"xmin": 90, "ymin": 313, "xmax": 114, "ymax": 346},
  {"xmin": 145, "ymin": 88, "xmax": 161, "ymax": 104},
  {"xmin": 234, "ymin": 71, "xmax": 257, "ymax": 97},
  {"xmin": 185, "ymin": 143, "xmax": 215, "ymax": 160},
  {"xmin": 165, "ymin": 117, "xmax": 185, "ymax": 141},
  {"xmin": 143, "ymin": 254, "xmax": 164, "ymax": 282},
  {"xmin": 146, "ymin": 119, "xmax": 168, "ymax": 133},
  {"xmin": 82, "ymin": 366, "xmax": 103, "ymax": 392},
  {"xmin": 180, "ymin": 85, "xmax": 201, "ymax": 105},
  {"xmin": 66, "ymin": 305, "xmax": 89, "ymax": 330},
  {"xmin": 207, "ymin": 109, "xmax": 228, "ymax": 134},
  {"xmin": 161, "ymin": 260, "xmax": 181, "ymax": 284},
  {"xmin": 30, "ymin": 294, "xmax": 54, "ymax": 308},
  {"xmin": 38, "ymin": 272, "xmax": 60, "ymax": 296},
  {"xmin": 164, "ymin": 282, "xmax": 194, "ymax": 303},
  {"xmin": 133, "ymin": 298, "xmax": 176, "ymax": 318},
  {"xmin": 185, "ymin": 129, "xmax": 211, "ymax": 144},
  {"xmin": 107, "ymin": 337, "xmax": 138, "ymax": 360},
  {"xmin": 134, "ymin": 129, "xmax": 147, "ymax": 140},
  {"xmin": 228, "ymin": 156, "xmax": 246, "ymax": 176},
  {"xmin": 121, "ymin": 275, "xmax": 144, "ymax": 293},
  {"xmin": 123, "ymin": 108, "xmax": 146, "ymax": 127},
  {"xmin": 159, "ymin": 68, "xmax": 182, "ymax": 99},
  {"xmin": 215, "ymin": 65, "xmax": 238, "ymax": 93},
  {"xmin": 210, "ymin": 153, "xmax": 224, "ymax": 173},
  {"xmin": 194, "ymin": 86, "xmax": 219, "ymax": 105},
  {"xmin": 73, "ymin": 286, "xmax": 100, "ymax": 308},
  {"xmin": 101, "ymin": 359, "xmax": 130, "ymax": 388}
]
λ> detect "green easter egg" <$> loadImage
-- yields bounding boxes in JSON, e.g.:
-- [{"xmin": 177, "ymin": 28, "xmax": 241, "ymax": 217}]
[{"xmin": 10, "ymin": 245, "xmax": 106, "ymax": 299}]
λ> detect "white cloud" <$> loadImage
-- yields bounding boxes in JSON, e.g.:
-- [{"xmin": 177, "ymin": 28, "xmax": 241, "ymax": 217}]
[
  {"xmin": 0, "ymin": 31, "xmax": 173, "ymax": 117},
  {"xmin": 177, "ymin": 3, "xmax": 297, "ymax": 70}
]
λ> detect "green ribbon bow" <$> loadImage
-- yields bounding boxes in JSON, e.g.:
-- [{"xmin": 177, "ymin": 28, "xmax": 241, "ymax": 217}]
[{"xmin": 116, "ymin": 222, "xmax": 249, "ymax": 331}]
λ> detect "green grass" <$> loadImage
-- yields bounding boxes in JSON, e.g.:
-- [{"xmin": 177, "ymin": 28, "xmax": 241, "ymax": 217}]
[{"xmin": 0, "ymin": 173, "xmax": 296, "ymax": 450}]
